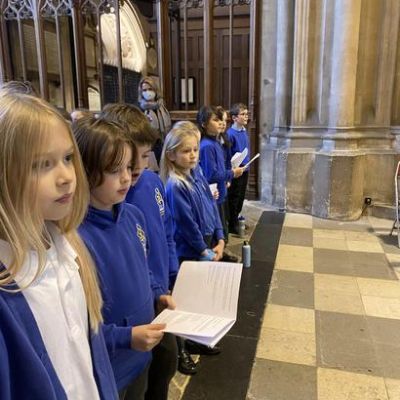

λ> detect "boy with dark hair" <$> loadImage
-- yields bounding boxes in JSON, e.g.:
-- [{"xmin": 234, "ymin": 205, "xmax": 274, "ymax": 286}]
[
  {"xmin": 101, "ymin": 103, "xmax": 181, "ymax": 397},
  {"xmin": 74, "ymin": 116, "xmax": 174, "ymax": 400},
  {"xmin": 227, "ymin": 103, "xmax": 250, "ymax": 234}
]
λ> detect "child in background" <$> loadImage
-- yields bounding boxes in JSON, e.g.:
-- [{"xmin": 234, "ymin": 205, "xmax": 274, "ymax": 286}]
[
  {"xmin": 74, "ymin": 117, "xmax": 174, "ymax": 400},
  {"xmin": 197, "ymin": 105, "xmax": 243, "ymax": 256},
  {"xmin": 227, "ymin": 103, "xmax": 250, "ymax": 234},
  {"xmin": 159, "ymin": 121, "xmax": 225, "ymax": 374},
  {"xmin": 101, "ymin": 103, "xmax": 178, "ymax": 400},
  {"xmin": 216, "ymin": 106, "xmax": 231, "ymax": 171},
  {"xmin": 0, "ymin": 93, "xmax": 117, "ymax": 399}
]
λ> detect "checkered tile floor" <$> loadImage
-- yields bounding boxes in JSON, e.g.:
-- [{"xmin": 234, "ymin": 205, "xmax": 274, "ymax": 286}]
[
  {"xmin": 248, "ymin": 211, "xmax": 400, "ymax": 400},
  {"xmin": 168, "ymin": 205, "xmax": 400, "ymax": 399}
]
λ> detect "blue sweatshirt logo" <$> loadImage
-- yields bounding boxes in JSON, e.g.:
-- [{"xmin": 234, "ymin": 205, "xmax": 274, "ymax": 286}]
[
  {"xmin": 155, "ymin": 188, "xmax": 165, "ymax": 217},
  {"xmin": 136, "ymin": 223, "xmax": 147, "ymax": 256}
]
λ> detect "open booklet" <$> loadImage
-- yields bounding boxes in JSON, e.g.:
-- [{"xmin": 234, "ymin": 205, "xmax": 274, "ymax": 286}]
[
  {"xmin": 152, "ymin": 261, "xmax": 243, "ymax": 348},
  {"xmin": 231, "ymin": 148, "xmax": 248, "ymax": 168}
]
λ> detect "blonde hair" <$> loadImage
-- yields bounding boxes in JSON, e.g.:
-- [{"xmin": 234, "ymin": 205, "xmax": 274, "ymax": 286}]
[
  {"xmin": 159, "ymin": 120, "xmax": 200, "ymax": 186},
  {"xmin": 0, "ymin": 92, "xmax": 103, "ymax": 331}
]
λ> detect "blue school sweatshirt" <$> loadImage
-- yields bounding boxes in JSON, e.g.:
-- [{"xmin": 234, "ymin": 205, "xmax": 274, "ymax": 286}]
[
  {"xmin": 125, "ymin": 170, "xmax": 179, "ymax": 291},
  {"xmin": 227, "ymin": 125, "xmax": 250, "ymax": 166},
  {"xmin": 200, "ymin": 136, "xmax": 234, "ymax": 205},
  {"xmin": 79, "ymin": 203, "xmax": 164, "ymax": 391},
  {"xmin": 0, "ymin": 287, "xmax": 118, "ymax": 400},
  {"xmin": 165, "ymin": 168, "xmax": 224, "ymax": 259}
]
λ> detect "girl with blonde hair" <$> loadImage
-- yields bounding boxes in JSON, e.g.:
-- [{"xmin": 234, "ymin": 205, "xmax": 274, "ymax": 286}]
[
  {"xmin": 0, "ymin": 92, "xmax": 117, "ymax": 399},
  {"xmin": 159, "ymin": 121, "xmax": 225, "ymax": 375}
]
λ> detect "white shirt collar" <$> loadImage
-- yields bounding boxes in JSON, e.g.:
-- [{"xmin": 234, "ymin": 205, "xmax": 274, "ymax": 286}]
[{"xmin": 0, "ymin": 223, "xmax": 79, "ymax": 287}]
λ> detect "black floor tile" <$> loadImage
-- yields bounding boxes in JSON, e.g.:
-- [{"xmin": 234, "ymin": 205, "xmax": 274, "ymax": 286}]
[
  {"xmin": 181, "ymin": 335, "xmax": 258, "ymax": 400},
  {"xmin": 251, "ymin": 225, "xmax": 282, "ymax": 262},
  {"xmin": 231, "ymin": 262, "xmax": 274, "ymax": 338},
  {"xmin": 258, "ymin": 211, "xmax": 285, "ymax": 226}
]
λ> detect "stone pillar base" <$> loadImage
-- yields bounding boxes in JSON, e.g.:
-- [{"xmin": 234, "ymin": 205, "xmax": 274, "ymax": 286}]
[
  {"xmin": 312, "ymin": 152, "xmax": 363, "ymax": 220},
  {"xmin": 261, "ymin": 142, "xmax": 399, "ymax": 220}
]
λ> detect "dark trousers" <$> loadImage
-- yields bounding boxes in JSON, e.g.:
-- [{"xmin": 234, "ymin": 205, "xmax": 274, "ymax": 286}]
[
  {"xmin": 152, "ymin": 139, "xmax": 163, "ymax": 165},
  {"xmin": 178, "ymin": 235, "xmax": 214, "ymax": 265},
  {"xmin": 228, "ymin": 171, "xmax": 249, "ymax": 230},
  {"xmin": 145, "ymin": 333, "xmax": 178, "ymax": 400},
  {"xmin": 218, "ymin": 201, "xmax": 229, "ymax": 243},
  {"xmin": 119, "ymin": 365, "xmax": 150, "ymax": 400}
]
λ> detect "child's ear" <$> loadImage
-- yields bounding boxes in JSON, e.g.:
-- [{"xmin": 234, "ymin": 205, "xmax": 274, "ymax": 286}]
[{"xmin": 166, "ymin": 151, "xmax": 176, "ymax": 162}]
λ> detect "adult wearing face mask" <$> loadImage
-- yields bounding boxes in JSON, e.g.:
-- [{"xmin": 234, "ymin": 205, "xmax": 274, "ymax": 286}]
[{"xmin": 138, "ymin": 76, "xmax": 172, "ymax": 168}]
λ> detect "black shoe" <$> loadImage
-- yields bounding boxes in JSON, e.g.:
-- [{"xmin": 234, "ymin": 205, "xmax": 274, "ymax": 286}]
[
  {"xmin": 178, "ymin": 349, "xmax": 197, "ymax": 375},
  {"xmin": 186, "ymin": 340, "xmax": 221, "ymax": 356},
  {"xmin": 221, "ymin": 253, "xmax": 239, "ymax": 263}
]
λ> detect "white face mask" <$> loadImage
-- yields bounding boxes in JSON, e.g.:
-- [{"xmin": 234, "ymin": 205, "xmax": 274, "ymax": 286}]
[{"xmin": 142, "ymin": 90, "xmax": 156, "ymax": 101}]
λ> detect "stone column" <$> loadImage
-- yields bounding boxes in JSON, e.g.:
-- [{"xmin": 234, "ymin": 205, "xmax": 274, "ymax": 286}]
[{"xmin": 260, "ymin": 0, "xmax": 400, "ymax": 220}]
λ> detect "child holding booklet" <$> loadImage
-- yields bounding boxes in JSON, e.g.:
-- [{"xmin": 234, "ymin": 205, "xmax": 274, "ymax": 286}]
[
  {"xmin": 227, "ymin": 103, "xmax": 250, "ymax": 234},
  {"xmin": 197, "ymin": 105, "xmax": 244, "ymax": 250},
  {"xmin": 159, "ymin": 121, "xmax": 225, "ymax": 374},
  {"xmin": 101, "ymin": 103, "xmax": 178, "ymax": 400},
  {"xmin": 0, "ymin": 92, "xmax": 117, "ymax": 399},
  {"xmin": 74, "ymin": 116, "xmax": 174, "ymax": 400}
]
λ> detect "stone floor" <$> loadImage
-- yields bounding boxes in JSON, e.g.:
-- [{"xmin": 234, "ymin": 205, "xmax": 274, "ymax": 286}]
[{"xmin": 169, "ymin": 201, "xmax": 400, "ymax": 400}]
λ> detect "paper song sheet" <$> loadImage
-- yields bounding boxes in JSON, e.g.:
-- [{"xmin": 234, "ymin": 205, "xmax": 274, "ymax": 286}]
[
  {"xmin": 243, "ymin": 153, "xmax": 260, "ymax": 170},
  {"xmin": 231, "ymin": 148, "xmax": 248, "ymax": 168},
  {"xmin": 209, "ymin": 183, "xmax": 218, "ymax": 194},
  {"xmin": 153, "ymin": 261, "xmax": 243, "ymax": 347}
]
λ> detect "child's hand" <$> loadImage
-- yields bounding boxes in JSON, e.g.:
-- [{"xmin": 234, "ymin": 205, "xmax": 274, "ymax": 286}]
[
  {"xmin": 233, "ymin": 167, "xmax": 244, "ymax": 178},
  {"xmin": 226, "ymin": 182, "xmax": 231, "ymax": 189},
  {"xmin": 157, "ymin": 294, "xmax": 176, "ymax": 313},
  {"xmin": 213, "ymin": 239, "xmax": 225, "ymax": 260},
  {"xmin": 212, "ymin": 189, "xmax": 220, "ymax": 200},
  {"xmin": 131, "ymin": 324, "xmax": 166, "ymax": 351}
]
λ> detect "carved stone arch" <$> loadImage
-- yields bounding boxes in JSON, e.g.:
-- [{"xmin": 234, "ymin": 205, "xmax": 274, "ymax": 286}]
[{"xmin": 101, "ymin": 2, "xmax": 146, "ymax": 73}]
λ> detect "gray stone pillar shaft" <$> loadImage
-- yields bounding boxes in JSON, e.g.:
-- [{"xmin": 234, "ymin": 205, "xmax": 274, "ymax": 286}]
[{"xmin": 329, "ymin": 0, "xmax": 362, "ymax": 127}]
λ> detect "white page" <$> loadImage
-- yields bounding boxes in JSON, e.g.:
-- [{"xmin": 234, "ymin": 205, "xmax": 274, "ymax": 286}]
[
  {"xmin": 152, "ymin": 309, "xmax": 234, "ymax": 337},
  {"xmin": 178, "ymin": 320, "xmax": 236, "ymax": 348},
  {"xmin": 243, "ymin": 153, "xmax": 260, "ymax": 170},
  {"xmin": 231, "ymin": 148, "xmax": 248, "ymax": 168},
  {"xmin": 209, "ymin": 183, "xmax": 217, "ymax": 193},
  {"xmin": 172, "ymin": 261, "xmax": 243, "ymax": 319}
]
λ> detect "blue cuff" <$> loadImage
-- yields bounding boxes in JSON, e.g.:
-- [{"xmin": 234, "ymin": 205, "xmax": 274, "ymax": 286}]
[{"xmin": 199, "ymin": 248, "xmax": 216, "ymax": 261}]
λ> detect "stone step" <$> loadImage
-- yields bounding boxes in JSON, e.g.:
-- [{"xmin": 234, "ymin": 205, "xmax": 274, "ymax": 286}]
[{"xmin": 363, "ymin": 202, "xmax": 396, "ymax": 220}]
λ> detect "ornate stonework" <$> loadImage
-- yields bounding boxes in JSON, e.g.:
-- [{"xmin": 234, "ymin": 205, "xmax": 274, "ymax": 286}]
[{"xmin": 101, "ymin": 2, "xmax": 146, "ymax": 72}]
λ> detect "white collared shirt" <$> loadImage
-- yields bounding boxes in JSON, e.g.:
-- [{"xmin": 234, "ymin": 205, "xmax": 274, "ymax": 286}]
[{"xmin": 0, "ymin": 224, "xmax": 100, "ymax": 399}]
